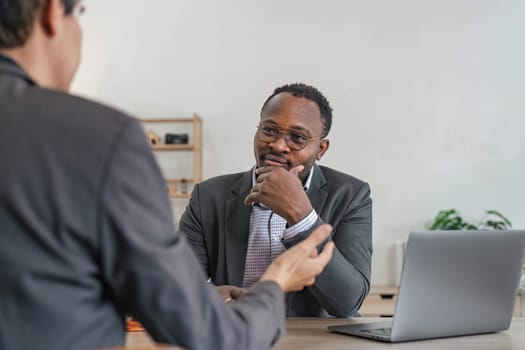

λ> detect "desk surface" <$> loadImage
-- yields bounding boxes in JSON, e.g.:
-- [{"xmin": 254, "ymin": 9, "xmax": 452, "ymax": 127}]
[{"xmin": 125, "ymin": 317, "xmax": 525, "ymax": 349}]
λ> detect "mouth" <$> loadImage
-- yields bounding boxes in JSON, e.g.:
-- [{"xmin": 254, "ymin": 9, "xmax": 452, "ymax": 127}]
[{"xmin": 261, "ymin": 154, "xmax": 291, "ymax": 169}]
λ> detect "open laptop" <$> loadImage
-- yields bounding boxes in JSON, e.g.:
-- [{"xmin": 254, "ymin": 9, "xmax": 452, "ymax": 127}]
[{"xmin": 328, "ymin": 230, "xmax": 525, "ymax": 342}]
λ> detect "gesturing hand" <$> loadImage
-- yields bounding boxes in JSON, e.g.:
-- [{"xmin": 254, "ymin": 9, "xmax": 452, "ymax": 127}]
[
  {"xmin": 259, "ymin": 224, "xmax": 334, "ymax": 292},
  {"xmin": 216, "ymin": 285, "xmax": 248, "ymax": 303},
  {"xmin": 244, "ymin": 165, "xmax": 313, "ymax": 225}
]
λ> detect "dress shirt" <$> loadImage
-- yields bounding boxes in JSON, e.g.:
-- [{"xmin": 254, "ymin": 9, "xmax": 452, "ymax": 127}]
[{"xmin": 242, "ymin": 167, "xmax": 318, "ymax": 287}]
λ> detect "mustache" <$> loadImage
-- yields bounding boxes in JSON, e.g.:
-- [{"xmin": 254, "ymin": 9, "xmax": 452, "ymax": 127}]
[{"xmin": 259, "ymin": 152, "xmax": 292, "ymax": 168}]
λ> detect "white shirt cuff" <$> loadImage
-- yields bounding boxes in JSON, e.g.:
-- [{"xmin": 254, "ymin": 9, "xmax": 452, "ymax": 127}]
[{"xmin": 282, "ymin": 209, "xmax": 318, "ymax": 240}]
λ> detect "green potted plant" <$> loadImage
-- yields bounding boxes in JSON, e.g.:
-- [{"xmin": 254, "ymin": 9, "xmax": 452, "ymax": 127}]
[
  {"xmin": 428, "ymin": 209, "xmax": 512, "ymax": 231},
  {"xmin": 428, "ymin": 209, "xmax": 524, "ymax": 294}
]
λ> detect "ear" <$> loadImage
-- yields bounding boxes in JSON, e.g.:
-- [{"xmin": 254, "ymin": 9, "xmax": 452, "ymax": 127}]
[
  {"xmin": 41, "ymin": 0, "xmax": 63, "ymax": 36},
  {"xmin": 316, "ymin": 139, "xmax": 330, "ymax": 161}
]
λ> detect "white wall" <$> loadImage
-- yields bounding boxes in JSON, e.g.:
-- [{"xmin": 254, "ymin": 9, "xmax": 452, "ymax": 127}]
[{"xmin": 72, "ymin": 0, "xmax": 525, "ymax": 285}]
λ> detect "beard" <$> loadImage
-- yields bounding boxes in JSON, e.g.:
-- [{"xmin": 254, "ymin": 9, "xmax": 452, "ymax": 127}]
[{"xmin": 257, "ymin": 151, "xmax": 315, "ymax": 183}]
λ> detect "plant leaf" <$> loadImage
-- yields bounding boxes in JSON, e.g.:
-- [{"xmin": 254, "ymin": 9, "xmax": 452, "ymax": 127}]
[{"xmin": 486, "ymin": 210, "xmax": 512, "ymax": 228}]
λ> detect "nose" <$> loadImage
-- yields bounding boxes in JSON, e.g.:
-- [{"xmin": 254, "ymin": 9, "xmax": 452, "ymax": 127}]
[{"xmin": 268, "ymin": 132, "xmax": 290, "ymax": 152}]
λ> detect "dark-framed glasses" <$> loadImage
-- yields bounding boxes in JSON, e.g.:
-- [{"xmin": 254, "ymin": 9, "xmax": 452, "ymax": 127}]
[{"xmin": 256, "ymin": 122, "xmax": 324, "ymax": 151}]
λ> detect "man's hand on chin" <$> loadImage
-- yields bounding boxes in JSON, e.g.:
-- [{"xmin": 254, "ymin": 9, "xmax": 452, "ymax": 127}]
[{"xmin": 244, "ymin": 165, "xmax": 313, "ymax": 224}]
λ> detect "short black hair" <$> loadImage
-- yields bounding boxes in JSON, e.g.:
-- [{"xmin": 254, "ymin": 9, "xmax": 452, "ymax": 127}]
[
  {"xmin": 260, "ymin": 83, "xmax": 333, "ymax": 137},
  {"xmin": 0, "ymin": 0, "xmax": 79, "ymax": 49}
]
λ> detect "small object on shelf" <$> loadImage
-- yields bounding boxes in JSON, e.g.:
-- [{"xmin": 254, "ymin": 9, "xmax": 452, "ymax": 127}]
[
  {"xmin": 180, "ymin": 178, "xmax": 188, "ymax": 194},
  {"xmin": 165, "ymin": 133, "xmax": 189, "ymax": 144},
  {"xmin": 146, "ymin": 130, "xmax": 161, "ymax": 146}
]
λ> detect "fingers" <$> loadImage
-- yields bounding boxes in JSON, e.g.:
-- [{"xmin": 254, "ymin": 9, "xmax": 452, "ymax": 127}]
[
  {"xmin": 278, "ymin": 224, "xmax": 332, "ymax": 264},
  {"xmin": 244, "ymin": 189, "xmax": 255, "ymax": 205},
  {"xmin": 255, "ymin": 166, "xmax": 273, "ymax": 176},
  {"xmin": 255, "ymin": 171, "xmax": 269, "ymax": 183},
  {"xmin": 216, "ymin": 285, "xmax": 249, "ymax": 303},
  {"xmin": 248, "ymin": 166, "xmax": 305, "ymax": 206},
  {"xmin": 316, "ymin": 241, "xmax": 335, "ymax": 267},
  {"xmin": 302, "ymin": 241, "xmax": 335, "ymax": 276},
  {"xmin": 244, "ymin": 189, "xmax": 260, "ymax": 205},
  {"xmin": 258, "ymin": 225, "xmax": 334, "ymax": 292},
  {"xmin": 301, "ymin": 224, "xmax": 333, "ymax": 250},
  {"xmin": 287, "ymin": 277, "xmax": 316, "ymax": 292},
  {"xmin": 289, "ymin": 165, "xmax": 304, "ymax": 176},
  {"xmin": 215, "ymin": 285, "xmax": 232, "ymax": 301},
  {"xmin": 244, "ymin": 181, "xmax": 263, "ymax": 205},
  {"xmin": 244, "ymin": 194, "xmax": 253, "ymax": 205},
  {"xmin": 256, "ymin": 165, "xmax": 304, "ymax": 178},
  {"xmin": 230, "ymin": 287, "xmax": 248, "ymax": 299},
  {"xmin": 280, "ymin": 224, "xmax": 333, "ymax": 271},
  {"xmin": 286, "ymin": 241, "xmax": 334, "ymax": 292}
]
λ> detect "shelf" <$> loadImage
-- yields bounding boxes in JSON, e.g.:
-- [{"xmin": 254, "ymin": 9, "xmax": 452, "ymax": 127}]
[
  {"xmin": 141, "ymin": 118, "xmax": 196, "ymax": 123},
  {"xmin": 359, "ymin": 285, "xmax": 525, "ymax": 317},
  {"xmin": 359, "ymin": 285, "xmax": 398, "ymax": 317},
  {"xmin": 141, "ymin": 114, "xmax": 202, "ymax": 198},
  {"xmin": 169, "ymin": 193, "xmax": 191, "ymax": 199},
  {"xmin": 166, "ymin": 179, "xmax": 193, "ymax": 198},
  {"xmin": 151, "ymin": 144, "xmax": 196, "ymax": 151}
]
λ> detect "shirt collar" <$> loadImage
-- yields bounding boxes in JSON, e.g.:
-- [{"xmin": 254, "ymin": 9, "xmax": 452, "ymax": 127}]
[{"xmin": 303, "ymin": 165, "xmax": 315, "ymax": 191}]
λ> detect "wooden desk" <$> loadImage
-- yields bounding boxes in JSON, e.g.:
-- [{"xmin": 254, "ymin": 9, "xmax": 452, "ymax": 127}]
[{"xmin": 125, "ymin": 317, "xmax": 525, "ymax": 349}]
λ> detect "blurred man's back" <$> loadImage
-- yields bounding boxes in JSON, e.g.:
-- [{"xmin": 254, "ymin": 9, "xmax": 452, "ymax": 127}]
[{"xmin": 0, "ymin": 1, "xmax": 334, "ymax": 349}]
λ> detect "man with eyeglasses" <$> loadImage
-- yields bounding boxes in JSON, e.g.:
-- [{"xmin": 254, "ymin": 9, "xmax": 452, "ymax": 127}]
[
  {"xmin": 180, "ymin": 83, "xmax": 373, "ymax": 317},
  {"xmin": 0, "ymin": 2, "xmax": 336, "ymax": 350}
]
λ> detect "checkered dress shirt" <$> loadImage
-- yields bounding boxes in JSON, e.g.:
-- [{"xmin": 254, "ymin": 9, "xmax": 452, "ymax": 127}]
[{"xmin": 242, "ymin": 168, "xmax": 318, "ymax": 288}]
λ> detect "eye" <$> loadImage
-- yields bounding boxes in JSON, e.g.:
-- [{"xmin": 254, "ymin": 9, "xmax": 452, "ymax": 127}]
[
  {"xmin": 261, "ymin": 125, "xmax": 280, "ymax": 136},
  {"xmin": 289, "ymin": 132, "xmax": 309, "ymax": 144}
]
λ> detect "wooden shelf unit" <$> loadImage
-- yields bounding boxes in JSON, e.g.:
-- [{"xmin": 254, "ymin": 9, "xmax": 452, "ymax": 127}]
[
  {"xmin": 141, "ymin": 114, "xmax": 202, "ymax": 198},
  {"xmin": 359, "ymin": 285, "xmax": 525, "ymax": 317},
  {"xmin": 151, "ymin": 144, "xmax": 196, "ymax": 151},
  {"xmin": 359, "ymin": 285, "xmax": 398, "ymax": 317}
]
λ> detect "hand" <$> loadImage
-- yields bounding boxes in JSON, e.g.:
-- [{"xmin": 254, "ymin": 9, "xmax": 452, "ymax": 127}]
[
  {"xmin": 259, "ymin": 224, "xmax": 334, "ymax": 292},
  {"xmin": 244, "ymin": 165, "xmax": 313, "ymax": 225},
  {"xmin": 216, "ymin": 285, "xmax": 248, "ymax": 303}
]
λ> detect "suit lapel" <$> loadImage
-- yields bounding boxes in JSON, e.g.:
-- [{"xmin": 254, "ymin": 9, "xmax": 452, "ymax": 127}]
[
  {"xmin": 308, "ymin": 165, "xmax": 328, "ymax": 214},
  {"xmin": 224, "ymin": 170, "xmax": 253, "ymax": 286}
]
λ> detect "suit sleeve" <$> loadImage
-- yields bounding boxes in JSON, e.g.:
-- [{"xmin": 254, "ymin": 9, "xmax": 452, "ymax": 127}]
[
  {"xmin": 177, "ymin": 183, "xmax": 210, "ymax": 274},
  {"xmin": 96, "ymin": 118, "xmax": 285, "ymax": 349},
  {"xmin": 281, "ymin": 182, "xmax": 372, "ymax": 317}
]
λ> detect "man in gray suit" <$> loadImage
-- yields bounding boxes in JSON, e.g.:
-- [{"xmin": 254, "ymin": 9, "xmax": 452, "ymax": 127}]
[
  {"xmin": 0, "ymin": 1, "xmax": 334, "ymax": 350},
  {"xmin": 179, "ymin": 83, "xmax": 373, "ymax": 317}
]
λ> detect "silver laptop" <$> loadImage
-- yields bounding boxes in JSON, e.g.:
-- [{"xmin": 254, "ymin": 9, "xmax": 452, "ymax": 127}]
[{"xmin": 328, "ymin": 230, "xmax": 525, "ymax": 342}]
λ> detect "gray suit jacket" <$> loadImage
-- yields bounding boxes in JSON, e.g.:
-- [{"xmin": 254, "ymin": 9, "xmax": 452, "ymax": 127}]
[
  {"xmin": 179, "ymin": 165, "xmax": 373, "ymax": 317},
  {"xmin": 0, "ymin": 58, "xmax": 284, "ymax": 350}
]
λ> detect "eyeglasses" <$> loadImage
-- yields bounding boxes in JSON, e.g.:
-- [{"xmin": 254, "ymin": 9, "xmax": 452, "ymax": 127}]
[{"xmin": 256, "ymin": 122, "xmax": 324, "ymax": 151}]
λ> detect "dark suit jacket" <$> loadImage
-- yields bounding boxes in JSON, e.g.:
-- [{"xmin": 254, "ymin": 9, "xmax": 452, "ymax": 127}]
[
  {"xmin": 179, "ymin": 164, "xmax": 373, "ymax": 317},
  {"xmin": 0, "ymin": 58, "xmax": 284, "ymax": 350}
]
